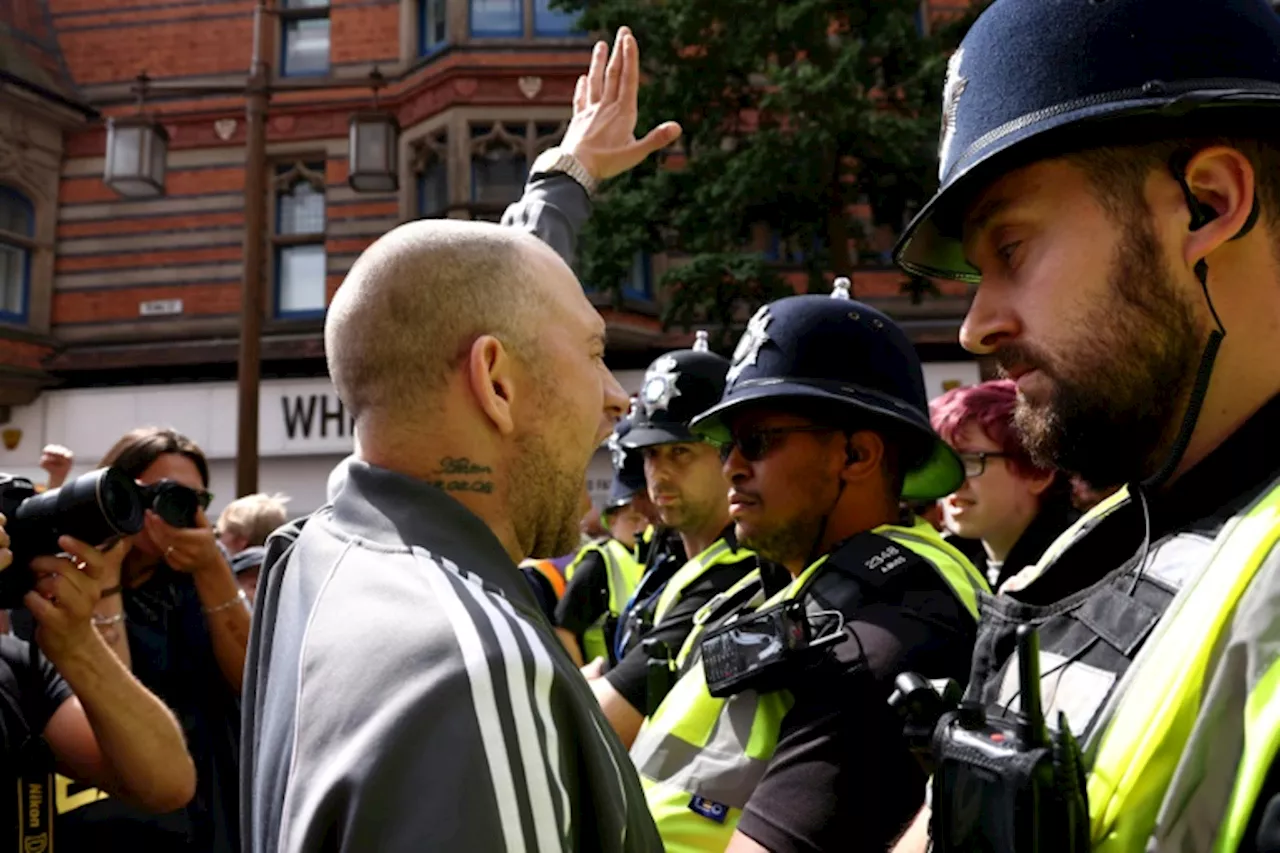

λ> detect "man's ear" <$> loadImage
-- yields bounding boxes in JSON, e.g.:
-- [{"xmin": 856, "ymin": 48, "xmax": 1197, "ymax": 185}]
[
  {"xmin": 467, "ymin": 335, "xmax": 517, "ymax": 436},
  {"xmin": 1180, "ymin": 145, "xmax": 1257, "ymax": 268},
  {"xmin": 839, "ymin": 430, "xmax": 885, "ymax": 485}
]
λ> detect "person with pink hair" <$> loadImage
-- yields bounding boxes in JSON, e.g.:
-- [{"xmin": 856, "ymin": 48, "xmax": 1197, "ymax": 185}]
[{"xmin": 930, "ymin": 379, "xmax": 1078, "ymax": 588}]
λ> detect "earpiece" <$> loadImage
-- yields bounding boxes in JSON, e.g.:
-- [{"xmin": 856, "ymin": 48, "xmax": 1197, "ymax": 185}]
[
  {"xmin": 1168, "ymin": 152, "xmax": 1258, "ymax": 239},
  {"xmin": 1188, "ymin": 198, "xmax": 1219, "ymax": 231},
  {"xmin": 845, "ymin": 440, "xmax": 861, "ymax": 466}
]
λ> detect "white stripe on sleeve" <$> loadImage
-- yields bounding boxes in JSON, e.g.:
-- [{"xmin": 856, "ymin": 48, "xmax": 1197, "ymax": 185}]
[
  {"xmin": 418, "ymin": 553, "xmax": 528, "ymax": 853},
  {"xmin": 487, "ymin": 592, "xmax": 573, "ymax": 848}
]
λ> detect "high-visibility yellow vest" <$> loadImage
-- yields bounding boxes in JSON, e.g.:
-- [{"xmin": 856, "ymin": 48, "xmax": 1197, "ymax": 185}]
[
  {"xmin": 615, "ymin": 535, "xmax": 755, "ymax": 662},
  {"xmin": 993, "ymin": 474, "xmax": 1280, "ymax": 852},
  {"xmin": 1006, "ymin": 477, "xmax": 1280, "ymax": 852},
  {"xmin": 564, "ymin": 538, "xmax": 644, "ymax": 663},
  {"xmin": 630, "ymin": 519, "xmax": 987, "ymax": 852}
]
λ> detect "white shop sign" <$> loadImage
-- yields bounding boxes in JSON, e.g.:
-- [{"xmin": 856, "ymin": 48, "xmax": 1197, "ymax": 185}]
[
  {"xmin": 0, "ymin": 361, "xmax": 979, "ymax": 474},
  {"xmin": 3, "ymin": 370, "xmax": 648, "ymax": 467}
]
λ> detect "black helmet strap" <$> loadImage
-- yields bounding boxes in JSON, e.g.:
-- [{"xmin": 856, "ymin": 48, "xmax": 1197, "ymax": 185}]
[
  {"xmin": 802, "ymin": 434, "xmax": 856, "ymax": 570},
  {"xmin": 1141, "ymin": 154, "xmax": 1250, "ymax": 489}
]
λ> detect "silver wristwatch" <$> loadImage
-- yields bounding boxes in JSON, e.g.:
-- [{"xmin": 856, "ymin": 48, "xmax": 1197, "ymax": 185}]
[{"xmin": 530, "ymin": 147, "xmax": 599, "ymax": 196}]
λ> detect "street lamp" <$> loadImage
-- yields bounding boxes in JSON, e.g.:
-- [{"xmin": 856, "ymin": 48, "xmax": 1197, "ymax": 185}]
[
  {"xmin": 348, "ymin": 69, "xmax": 399, "ymax": 193},
  {"xmin": 99, "ymin": 0, "xmax": 399, "ymax": 497},
  {"xmin": 103, "ymin": 76, "xmax": 169, "ymax": 198}
]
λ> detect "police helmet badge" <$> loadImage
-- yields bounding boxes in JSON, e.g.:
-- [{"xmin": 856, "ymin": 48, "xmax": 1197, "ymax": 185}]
[
  {"xmin": 641, "ymin": 355, "xmax": 682, "ymax": 416},
  {"xmin": 938, "ymin": 47, "xmax": 968, "ymax": 179},
  {"xmin": 726, "ymin": 306, "xmax": 772, "ymax": 386},
  {"xmin": 607, "ymin": 432, "xmax": 627, "ymax": 471}
]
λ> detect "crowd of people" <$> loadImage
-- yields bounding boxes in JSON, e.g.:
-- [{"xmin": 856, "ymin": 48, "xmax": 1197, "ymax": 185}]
[{"xmin": 3, "ymin": 0, "xmax": 1280, "ymax": 850}]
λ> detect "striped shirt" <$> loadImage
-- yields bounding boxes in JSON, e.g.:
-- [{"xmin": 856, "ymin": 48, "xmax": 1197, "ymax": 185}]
[{"xmin": 241, "ymin": 459, "xmax": 661, "ymax": 852}]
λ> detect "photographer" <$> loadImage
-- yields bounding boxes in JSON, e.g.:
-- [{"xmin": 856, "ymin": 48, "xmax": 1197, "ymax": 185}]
[
  {"xmin": 40, "ymin": 427, "xmax": 247, "ymax": 851},
  {"xmin": 0, "ymin": 513, "xmax": 196, "ymax": 849}
]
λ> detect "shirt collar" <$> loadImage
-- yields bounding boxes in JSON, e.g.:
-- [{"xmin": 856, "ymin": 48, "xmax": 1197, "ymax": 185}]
[{"xmin": 331, "ymin": 461, "xmax": 525, "ymax": 598}]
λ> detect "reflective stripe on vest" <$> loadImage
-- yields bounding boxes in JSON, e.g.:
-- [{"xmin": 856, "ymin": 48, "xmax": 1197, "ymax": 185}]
[
  {"xmin": 630, "ymin": 521, "xmax": 983, "ymax": 851},
  {"xmin": 1085, "ymin": 477, "xmax": 1280, "ymax": 852},
  {"xmin": 651, "ymin": 539, "xmax": 737, "ymax": 626},
  {"xmin": 999, "ymin": 485, "xmax": 1133, "ymax": 595}
]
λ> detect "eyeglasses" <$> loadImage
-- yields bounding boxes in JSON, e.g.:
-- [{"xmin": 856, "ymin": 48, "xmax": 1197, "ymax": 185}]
[
  {"xmin": 959, "ymin": 451, "xmax": 1010, "ymax": 479},
  {"xmin": 721, "ymin": 426, "xmax": 840, "ymax": 462}
]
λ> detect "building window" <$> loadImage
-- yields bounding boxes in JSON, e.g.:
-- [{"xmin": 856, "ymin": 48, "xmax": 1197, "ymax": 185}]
[
  {"xmin": 534, "ymin": 0, "xmax": 578, "ymax": 35},
  {"xmin": 469, "ymin": 120, "xmax": 564, "ymax": 219},
  {"xmin": 0, "ymin": 186, "xmax": 33, "ymax": 323},
  {"xmin": 764, "ymin": 230, "xmax": 824, "ymax": 265},
  {"xmin": 420, "ymin": 0, "xmax": 448, "ymax": 55},
  {"xmin": 273, "ymin": 162, "xmax": 328, "ymax": 318},
  {"xmin": 281, "ymin": 0, "xmax": 330, "ymax": 77},
  {"xmin": 470, "ymin": 0, "xmax": 522, "ymax": 36},
  {"xmin": 413, "ymin": 129, "xmax": 450, "ymax": 217},
  {"xmin": 622, "ymin": 252, "xmax": 653, "ymax": 300}
]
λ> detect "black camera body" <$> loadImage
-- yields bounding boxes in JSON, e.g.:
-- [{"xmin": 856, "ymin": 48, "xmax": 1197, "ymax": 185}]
[
  {"xmin": 142, "ymin": 479, "xmax": 204, "ymax": 529},
  {"xmin": 0, "ymin": 467, "xmax": 147, "ymax": 609}
]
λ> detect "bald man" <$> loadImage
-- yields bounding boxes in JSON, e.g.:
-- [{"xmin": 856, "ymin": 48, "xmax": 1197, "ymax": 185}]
[{"xmin": 241, "ymin": 28, "xmax": 680, "ymax": 853}]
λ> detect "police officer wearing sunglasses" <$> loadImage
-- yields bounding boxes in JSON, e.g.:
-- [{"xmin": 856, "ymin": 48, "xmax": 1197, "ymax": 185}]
[{"xmin": 627, "ymin": 281, "xmax": 989, "ymax": 853}]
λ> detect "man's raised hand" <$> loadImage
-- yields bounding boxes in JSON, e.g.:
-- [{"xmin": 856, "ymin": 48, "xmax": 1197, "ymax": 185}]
[{"xmin": 560, "ymin": 26, "xmax": 682, "ymax": 183}]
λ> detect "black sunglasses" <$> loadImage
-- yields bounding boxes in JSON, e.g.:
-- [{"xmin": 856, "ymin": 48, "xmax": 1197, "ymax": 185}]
[{"xmin": 721, "ymin": 425, "xmax": 841, "ymax": 462}]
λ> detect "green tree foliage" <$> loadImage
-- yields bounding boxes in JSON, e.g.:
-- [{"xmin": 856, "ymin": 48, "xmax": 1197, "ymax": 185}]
[{"xmin": 560, "ymin": 0, "xmax": 984, "ymax": 342}]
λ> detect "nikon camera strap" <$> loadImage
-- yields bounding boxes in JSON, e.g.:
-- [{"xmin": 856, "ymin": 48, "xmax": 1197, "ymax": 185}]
[{"xmin": 5, "ymin": 640, "xmax": 55, "ymax": 853}]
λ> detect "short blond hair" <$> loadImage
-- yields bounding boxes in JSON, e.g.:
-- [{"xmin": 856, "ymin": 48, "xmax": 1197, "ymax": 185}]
[{"xmin": 218, "ymin": 493, "xmax": 290, "ymax": 547}]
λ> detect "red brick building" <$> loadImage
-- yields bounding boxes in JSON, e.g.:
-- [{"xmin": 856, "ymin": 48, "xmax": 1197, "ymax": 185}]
[{"xmin": 0, "ymin": 0, "xmax": 980, "ymax": 511}]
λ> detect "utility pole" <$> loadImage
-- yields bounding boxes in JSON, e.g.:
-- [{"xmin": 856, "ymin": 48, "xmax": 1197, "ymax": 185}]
[{"xmin": 236, "ymin": 0, "xmax": 272, "ymax": 497}]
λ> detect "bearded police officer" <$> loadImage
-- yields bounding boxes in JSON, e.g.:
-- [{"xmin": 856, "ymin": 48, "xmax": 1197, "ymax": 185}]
[
  {"xmin": 628, "ymin": 282, "xmax": 989, "ymax": 853},
  {"xmin": 583, "ymin": 334, "xmax": 771, "ymax": 748},
  {"xmin": 556, "ymin": 411, "xmax": 652, "ymax": 667},
  {"xmin": 890, "ymin": 1, "xmax": 1280, "ymax": 851}
]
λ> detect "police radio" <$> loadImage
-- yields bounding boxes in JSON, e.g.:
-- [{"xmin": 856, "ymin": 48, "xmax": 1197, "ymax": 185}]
[
  {"xmin": 891, "ymin": 625, "xmax": 1090, "ymax": 853},
  {"xmin": 701, "ymin": 600, "xmax": 843, "ymax": 698}
]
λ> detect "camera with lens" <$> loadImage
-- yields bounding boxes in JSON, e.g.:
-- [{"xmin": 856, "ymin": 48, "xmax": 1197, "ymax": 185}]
[
  {"xmin": 889, "ymin": 625, "xmax": 1090, "ymax": 853},
  {"xmin": 142, "ymin": 479, "xmax": 207, "ymax": 529},
  {"xmin": 0, "ymin": 467, "xmax": 147, "ymax": 609}
]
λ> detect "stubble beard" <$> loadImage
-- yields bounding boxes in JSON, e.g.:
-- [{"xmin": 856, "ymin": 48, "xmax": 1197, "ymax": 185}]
[
  {"xmin": 737, "ymin": 505, "xmax": 825, "ymax": 568},
  {"xmin": 512, "ymin": 425, "xmax": 587, "ymax": 559},
  {"xmin": 1002, "ymin": 216, "xmax": 1203, "ymax": 489}
]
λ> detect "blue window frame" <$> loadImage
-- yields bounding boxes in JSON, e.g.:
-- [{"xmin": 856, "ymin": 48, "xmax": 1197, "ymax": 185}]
[
  {"xmin": 470, "ymin": 0, "xmax": 522, "ymax": 36},
  {"xmin": 420, "ymin": 0, "xmax": 449, "ymax": 55},
  {"xmin": 281, "ymin": 0, "xmax": 330, "ymax": 77},
  {"xmin": 0, "ymin": 186, "xmax": 32, "ymax": 324},
  {"xmin": 621, "ymin": 252, "xmax": 653, "ymax": 300},
  {"xmin": 274, "ymin": 164, "xmax": 328, "ymax": 318},
  {"xmin": 418, "ymin": 158, "xmax": 449, "ymax": 217},
  {"xmin": 534, "ymin": 0, "xmax": 578, "ymax": 35},
  {"xmin": 764, "ymin": 231, "xmax": 824, "ymax": 264}
]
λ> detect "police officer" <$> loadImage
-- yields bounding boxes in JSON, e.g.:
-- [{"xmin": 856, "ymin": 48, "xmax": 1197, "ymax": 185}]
[
  {"xmin": 584, "ymin": 332, "xmax": 769, "ymax": 748},
  {"xmin": 629, "ymin": 282, "xmax": 988, "ymax": 852},
  {"xmin": 890, "ymin": 1, "xmax": 1280, "ymax": 850},
  {"xmin": 555, "ymin": 411, "xmax": 653, "ymax": 667}
]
